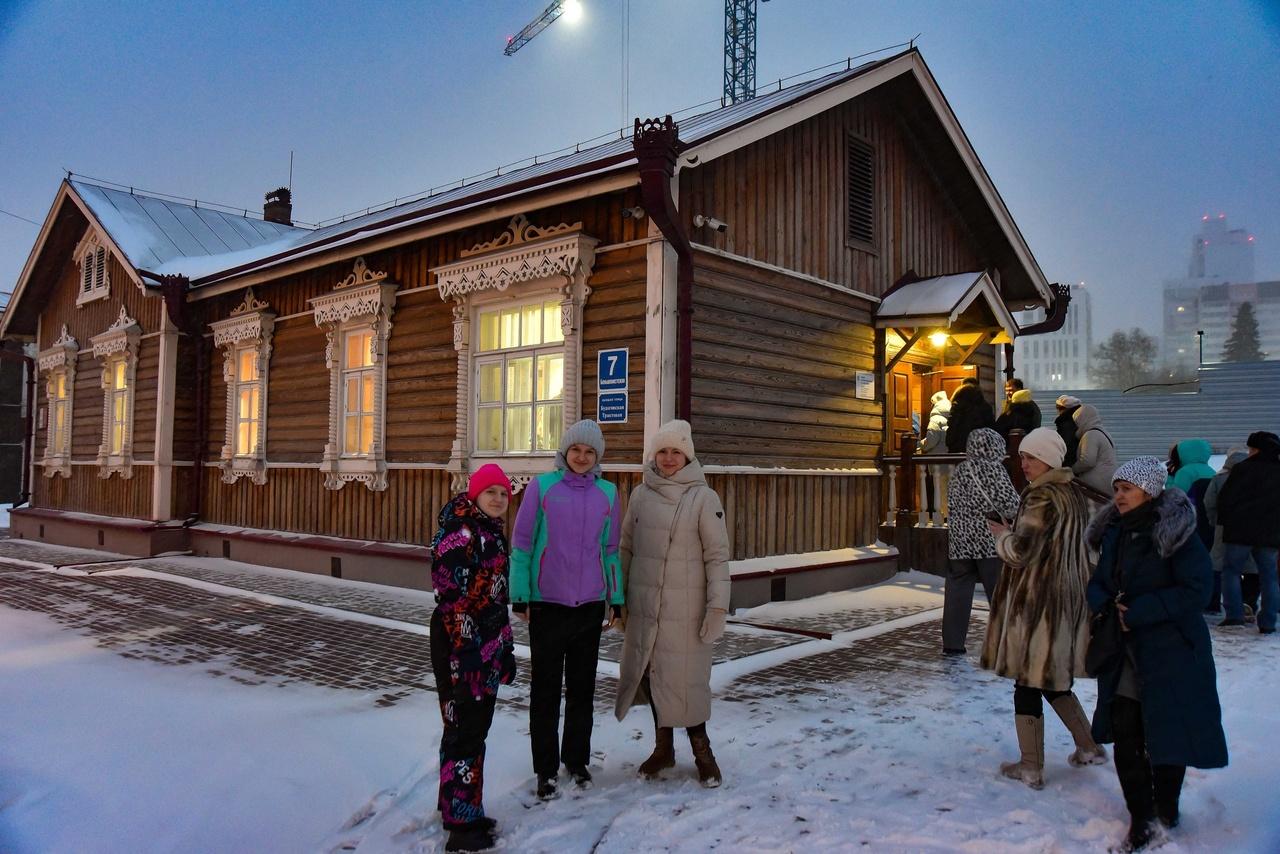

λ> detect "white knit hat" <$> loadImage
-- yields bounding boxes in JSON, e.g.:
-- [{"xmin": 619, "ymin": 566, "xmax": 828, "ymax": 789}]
[
  {"xmin": 647, "ymin": 419, "xmax": 696, "ymax": 462},
  {"xmin": 1055, "ymin": 394, "xmax": 1081, "ymax": 408},
  {"xmin": 1113, "ymin": 456, "xmax": 1167, "ymax": 497},
  {"xmin": 1018, "ymin": 427, "xmax": 1067, "ymax": 468}
]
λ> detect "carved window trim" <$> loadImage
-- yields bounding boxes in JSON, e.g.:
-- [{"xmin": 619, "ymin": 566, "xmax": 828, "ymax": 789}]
[
  {"xmin": 37, "ymin": 325, "xmax": 79, "ymax": 478},
  {"xmin": 310, "ymin": 257, "xmax": 397, "ymax": 492},
  {"xmin": 210, "ymin": 289, "xmax": 276, "ymax": 485},
  {"xmin": 435, "ymin": 215, "xmax": 598, "ymax": 491},
  {"xmin": 74, "ymin": 229, "xmax": 111, "ymax": 306},
  {"xmin": 90, "ymin": 307, "xmax": 141, "ymax": 479}
]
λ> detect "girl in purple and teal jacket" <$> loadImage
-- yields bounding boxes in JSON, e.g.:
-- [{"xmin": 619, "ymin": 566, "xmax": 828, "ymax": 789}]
[{"xmin": 510, "ymin": 419, "xmax": 623, "ymax": 801}]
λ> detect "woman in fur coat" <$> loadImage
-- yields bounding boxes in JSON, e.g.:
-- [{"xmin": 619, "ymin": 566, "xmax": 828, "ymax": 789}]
[
  {"xmin": 981, "ymin": 427, "xmax": 1106, "ymax": 790},
  {"xmin": 1085, "ymin": 457, "xmax": 1228, "ymax": 852},
  {"xmin": 614, "ymin": 419, "xmax": 732, "ymax": 787}
]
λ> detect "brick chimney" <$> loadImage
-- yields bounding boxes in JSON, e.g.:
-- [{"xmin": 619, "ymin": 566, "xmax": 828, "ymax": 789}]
[{"xmin": 263, "ymin": 187, "xmax": 292, "ymax": 226}]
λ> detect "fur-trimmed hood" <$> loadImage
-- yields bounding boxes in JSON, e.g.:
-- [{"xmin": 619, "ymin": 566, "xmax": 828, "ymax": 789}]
[{"xmin": 1086, "ymin": 487, "xmax": 1197, "ymax": 557}]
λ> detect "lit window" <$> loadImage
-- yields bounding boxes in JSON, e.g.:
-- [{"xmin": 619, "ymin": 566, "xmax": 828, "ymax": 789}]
[
  {"xmin": 211, "ymin": 290, "xmax": 275, "ymax": 485},
  {"xmin": 342, "ymin": 329, "xmax": 376, "ymax": 456},
  {"xmin": 51, "ymin": 373, "xmax": 69, "ymax": 455},
  {"xmin": 475, "ymin": 299, "xmax": 565, "ymax": 454},
  {"xmin": 89, "ymin": 307, "xmax": 140, "ymax": 478},
  {"xmin": 38, "ymin": 327, "xmax": 78, "ymax": 478},
  {"xmin": 234, "ymin": 348, "xmax": 262, "ymax": 456}
]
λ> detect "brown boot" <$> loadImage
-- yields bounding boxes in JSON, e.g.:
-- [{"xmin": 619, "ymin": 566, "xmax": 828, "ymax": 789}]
[
  {"xmin": 638, "ymin": 727, "xmax": 675, "ymax": 779},
  {"xmin": 688, "ymin": 727, "xmax": 722, "ymax": 788},
  {"xmin": 1000, "ymin": 714, "xmax": 1045, "ymax": 790},
  {"xmin": 1050, "ymin": 693, "xmax": 1108, "ymax": 767}
]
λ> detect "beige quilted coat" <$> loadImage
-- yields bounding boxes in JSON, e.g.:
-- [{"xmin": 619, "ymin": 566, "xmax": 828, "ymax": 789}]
[{"xmin": 614, "ymin": 460, "xmax": 731, "ymax": 728}]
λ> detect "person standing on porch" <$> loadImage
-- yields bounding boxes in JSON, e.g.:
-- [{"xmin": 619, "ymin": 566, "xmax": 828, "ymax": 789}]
[
  {"xmin": 429, "ymin": 464, "xmax": 517, "ymax": 854},
  {"xmin": 510, "ymin": 420, "xmax": 624, "ymax": 800},
  {"xmin": 945, "ymin": 381, "xmax": 995, "ymax": 453},
  {"xmin": 614, "ymin": 419, "xmax": 732, "ymax": 787},
  {"xmin": 1084, "ymin": 457, "xmax": 1227, "ymax": 852},
  {"xmin": 981, "ymin": 427, "xmax": 1107, "ymax": 790},
  {"xmin": 919, "ymin": 390, "xmax": 952, "ymax": 454},
  {"xmin": 941, "ymin": 427, "xmax": 1020, "ymax": 655}
]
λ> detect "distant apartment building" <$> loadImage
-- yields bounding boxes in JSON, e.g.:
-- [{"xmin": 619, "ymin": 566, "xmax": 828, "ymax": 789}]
[
  {"xmin": 1162, "ymin": 215, "xmax": 1275, "ymax": 369},
  {"xmin": 1014, "ymin": 282, "xmax": 1092, "ymax": 390}
]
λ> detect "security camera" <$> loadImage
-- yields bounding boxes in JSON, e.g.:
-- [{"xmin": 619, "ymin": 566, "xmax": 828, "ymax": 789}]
[
  {"xmin": 621, "ymin": 206, "xmax": 646, "ymax": 220},
  {"xmin": 694, "ymin": 214, "xmax": 728, "ymax": 233}
]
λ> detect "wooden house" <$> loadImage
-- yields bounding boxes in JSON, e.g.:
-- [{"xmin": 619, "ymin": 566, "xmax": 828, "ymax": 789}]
[{"xmin": 1, "ymin": 49, "xmax": 1069, "ymax": 605}]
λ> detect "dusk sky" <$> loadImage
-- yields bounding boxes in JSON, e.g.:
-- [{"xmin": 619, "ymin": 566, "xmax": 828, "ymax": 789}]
[{"xmin": 1, "ymin": 0, "xmax": 1277, "ymax": 339}]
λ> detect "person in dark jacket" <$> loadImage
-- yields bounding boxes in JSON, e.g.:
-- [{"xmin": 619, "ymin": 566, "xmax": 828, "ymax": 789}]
[
  {"xmin": 1216, "ymin": 430, "xmax": 1280, "ymax": 633},
  {"xmin": 994, "ymin": 388, "xmax": 1042, "ymax": 438},
  {"xmin": 1086, "ymin": 457, "xmax": 1228, "ymax": 852},
  {"xmin": 1054, "ymin": 395, "xmax": 1082, "ymax": 467},
  {"xmin": 945, "ymin": 383, "xmax": 996, "ymax": 453},
  {"xmin": 430, "ymin": 463, "xmax": 518, "ymax": 854}
]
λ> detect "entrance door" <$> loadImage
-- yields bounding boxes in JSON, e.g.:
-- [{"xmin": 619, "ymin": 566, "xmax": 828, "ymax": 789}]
[
  {"xmin": 888, "ymin": 365, "xmax": 923, "ymax": 451},
  {"xmin": 922, "ymin": 364, "xmax": 978, "ymax": 405}
]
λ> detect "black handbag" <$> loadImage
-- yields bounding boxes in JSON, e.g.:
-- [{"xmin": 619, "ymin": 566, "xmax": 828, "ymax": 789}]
[{"xmin": 1085, "ymin": 597, "xmax": 1124, "ymax": 677}]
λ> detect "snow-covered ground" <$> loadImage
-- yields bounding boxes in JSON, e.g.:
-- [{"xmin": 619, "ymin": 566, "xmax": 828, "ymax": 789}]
[{"xmin": 1, "ymin": 575, "xmax": 1278, "ymax": 853}]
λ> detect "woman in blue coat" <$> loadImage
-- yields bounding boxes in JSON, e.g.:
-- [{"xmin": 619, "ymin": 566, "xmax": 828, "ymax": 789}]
[{"xmin": 1085, "ymin": 457, "xmax": 1228, "ymax": 852}]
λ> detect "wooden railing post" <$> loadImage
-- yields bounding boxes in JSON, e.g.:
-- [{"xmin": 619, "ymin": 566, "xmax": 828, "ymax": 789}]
[
  {"xmin": 1006, "ymin": 428, "xmax": 1028, "ymax": 493},
  {"xmin": 895, "ymin": 432, "xmax": 917, "ymax": 570}
]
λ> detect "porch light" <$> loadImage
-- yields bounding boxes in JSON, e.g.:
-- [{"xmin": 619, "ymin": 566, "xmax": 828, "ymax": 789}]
[{"xmin": 929, "ymin": 331, "xmax": 949, "ymax": 348}]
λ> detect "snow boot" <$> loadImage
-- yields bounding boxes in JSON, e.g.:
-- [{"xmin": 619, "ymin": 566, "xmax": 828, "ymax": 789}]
[
  {"xmin": 566, "ymin": 764, "xmax": 593, "ymax": 789},
  {"xmin": 638, "ymin": 727, "xmax": 676, "ymax": 779},
  {"xmin": 535, "ymin": 774, "xmax": 559, "ymax": 801},
  {"xmin": 445, "ymin": 826, "xmax": 495, "ymax": 852},
  {"xmin": 1000, "ymin": 714, "xmax": 1045, "ymax": 790},
  {"xmin": 688, "ymin": 728, "xmax": 722, "ymax": 788},
  {"xmin": 1153, "ymin": 764, "xmax": 1185, "ymax": 829},
  {"xmin": 1051, "ymin": 693, "xmax": 1109, "ymax": 767}
]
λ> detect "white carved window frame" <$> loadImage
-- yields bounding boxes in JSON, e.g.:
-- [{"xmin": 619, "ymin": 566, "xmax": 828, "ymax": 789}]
[
  {"xmin": 435, "ymin": 214, "xmax": 598, "ymax": 491},
  {"xmin": 74, "ymin": 229, "xmax": 111, "ymax": 306},
  {"xmin": 90, "ymin": 307, "xmax": 141, "ymax": 479},
  {"xmin": 210, "ymin": 289, "xmax": 276, "ymax": 485},
  {"xmin": 310, "ymin": 257, "xmax": 397, "ymax": 492},
  {"xmin": 37, "ymin": 325, "xmax": 79, "ymax": 478}
]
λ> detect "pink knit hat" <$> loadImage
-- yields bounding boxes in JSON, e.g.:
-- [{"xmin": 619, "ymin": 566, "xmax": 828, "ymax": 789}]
[{"xmin": 467, "ymin": 464, "xmax": 511, "ymax": 500}]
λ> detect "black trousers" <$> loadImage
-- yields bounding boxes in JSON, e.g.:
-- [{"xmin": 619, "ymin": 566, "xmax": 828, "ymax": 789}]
[
  {"xmin": 528, "ymin": 600, "xmax": 605, "ymax": 778},
  {"xmin": 430, "ymin": 609, "xmax": 497, "ymax": 829},
  {"xmin": 1013, "ymin": 683, "xmax": 1071, "ymax": 717},
  {"xmin": 1111, "ymin": 696, "xmax": 1186, "ymax": 825}
]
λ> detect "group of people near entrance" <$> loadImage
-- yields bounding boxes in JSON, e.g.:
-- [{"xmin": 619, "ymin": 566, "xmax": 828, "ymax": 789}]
[
  {"xmin": 943, "ymin": 380, "xmax": 1280, "ymax": 851},
  {"xmin": 427, "ymin": 418, "xmax": 728, "ymax": 853}
]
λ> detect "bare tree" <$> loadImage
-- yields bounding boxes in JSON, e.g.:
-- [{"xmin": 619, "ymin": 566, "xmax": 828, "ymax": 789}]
[{"xmin": 1092, "ymin": 328, "xmax": 1157, "ymax": 389}]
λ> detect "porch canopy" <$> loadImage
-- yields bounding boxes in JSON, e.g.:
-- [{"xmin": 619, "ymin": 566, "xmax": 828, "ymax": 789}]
[{"xmin": 875, "ymin": 271, "xmax": 1018, "ymax": 369}]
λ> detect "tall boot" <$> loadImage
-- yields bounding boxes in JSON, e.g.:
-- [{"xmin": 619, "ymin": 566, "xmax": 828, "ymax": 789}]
[
  {"xmin": 638, "ymin": 727, "xmax": 675, "ymax": 779},
  {"xmin": 1114, "ymin": 742, "xmax": 1156, "ymax": 850},
  {"xmin": 1050, "ymin": 693, "xmax": 1108, "ymax": 767},
  {"xmin": 687, "ymin": 726, "xmax": 722, "ymax": 788},
  {"xmin": 1153, "ymin": 764, "xmax": 1185, "ymax": 828},
  {"xmin": 999, "ymin": 714, "xmax": 1045, "ymax": 790}
]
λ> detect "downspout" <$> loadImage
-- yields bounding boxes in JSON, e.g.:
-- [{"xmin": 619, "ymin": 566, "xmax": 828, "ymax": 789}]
[
  {"xmin": 632, "ymin": 116, "xmax": 694, "ymax": 421},
  {"xmin": 1005, "ymin": 282, "xmax": 1072, "ymax": 383},
  {"xmin": 148, "ymin": 272, "xmax": 206, "ymax": 527},
  {"xmin": 0, "ymin": 348, "xmax": 36, "ymax": 508}
]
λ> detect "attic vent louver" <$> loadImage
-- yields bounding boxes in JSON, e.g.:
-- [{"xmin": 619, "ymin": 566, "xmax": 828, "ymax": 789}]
[{"xmin": 846, "ymin": 135, "xmax": 875, "ymax": 246}]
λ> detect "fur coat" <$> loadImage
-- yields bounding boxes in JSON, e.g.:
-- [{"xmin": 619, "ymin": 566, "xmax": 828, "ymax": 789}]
[
  {"xmin": 614, "ymin": 460, "xmax": 731, "ymax": 728},
  {"xmin": 1085, "ymin": 489, "xmax": 1228, "ymax": 768},
  {"xmin": 980, "ymin": 467, "xmax": 1092, "ymax": 691}
]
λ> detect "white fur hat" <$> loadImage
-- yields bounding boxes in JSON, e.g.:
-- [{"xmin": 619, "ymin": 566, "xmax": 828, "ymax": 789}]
[
  {"xmin": 647, "ymin": 419, "xmax": 696, "ymax": 462},
  {"xmin": 1113, "ymin": 456, "xmax": 1167, "ymax": 497},
  {"xmin": 1018, "ymin": 427, "xmax": 1067, "ymax": 469}
]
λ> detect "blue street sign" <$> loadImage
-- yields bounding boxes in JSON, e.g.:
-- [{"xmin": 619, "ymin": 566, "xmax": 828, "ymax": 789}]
[
  {"xmin": 598, "ymin": 391, "xmax": 629, "ymax": 424},
  {"xmin": 597, "ymin": 347, "xmax": 629, "ymax": 391}
]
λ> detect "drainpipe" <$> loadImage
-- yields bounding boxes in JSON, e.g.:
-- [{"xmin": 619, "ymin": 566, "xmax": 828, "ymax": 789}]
[
  {"xmin": 1006, "ymin": 282, "xmax": 1072, "ymax": 384},
  {"xmin": 146, "ymin": 272, "xmax": 207, "ymax": 527},
  {"xmin": 633, "ymin": 116, "xmax": 694, "ymax": 421},
  {"xmin": 0, "ymin": 347, "xmax": 36, "ymax": 508}
]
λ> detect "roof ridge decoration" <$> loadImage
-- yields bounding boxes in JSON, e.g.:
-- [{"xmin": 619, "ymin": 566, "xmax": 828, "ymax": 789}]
[{"xmin": 336, "ymin": 257, "xmax": 388, "ymax": 290}]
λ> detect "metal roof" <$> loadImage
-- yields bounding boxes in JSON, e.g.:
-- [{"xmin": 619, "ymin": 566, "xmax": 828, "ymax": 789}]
[{"xmin": 71, "ymin": 180, "xmax": 306, "ymax": 274}]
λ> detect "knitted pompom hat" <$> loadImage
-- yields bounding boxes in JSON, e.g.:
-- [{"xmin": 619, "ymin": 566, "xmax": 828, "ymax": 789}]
[
  {"xmin": 647, "ymin": 419, "xmax": 696, "ymax": 463},
  {"xmin": 1113, "ymin": 456, "xmax": 1167, "ymax": 498},
  {"xmin": 1018, "ymin": 427, "xmax": 1067, "ymax": 468}
]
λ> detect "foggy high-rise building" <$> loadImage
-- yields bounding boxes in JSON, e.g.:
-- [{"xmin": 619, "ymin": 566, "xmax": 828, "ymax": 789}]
[{"xmin": 1014, "ymin": 283, "xmax": 1092, "ymax": 390}]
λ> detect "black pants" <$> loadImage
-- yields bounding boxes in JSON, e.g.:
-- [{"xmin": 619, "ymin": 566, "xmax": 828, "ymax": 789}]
[
  {"xmin": 1013, "ymin": 683, "xmax": 1070, "ymax": 717},
  {"xmin": 528, "ymin": 600, "xmax": 605, "ymax": 778},
  {"xmin": 1111, "ymin": 696, "xmax": 1186, "ymax": 825},
  {"xmin": 942, "ymin": 558, "xmax": 1002, "ymax": 650},
  {"xmin": 430, "ymin": 609, "xmax": 497, "ymax": 829}
]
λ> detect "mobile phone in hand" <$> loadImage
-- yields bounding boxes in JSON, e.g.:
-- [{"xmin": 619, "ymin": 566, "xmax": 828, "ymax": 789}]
[{"xmin": 984, "ymin": 510, "xmax": 1008, "ymax": 524}]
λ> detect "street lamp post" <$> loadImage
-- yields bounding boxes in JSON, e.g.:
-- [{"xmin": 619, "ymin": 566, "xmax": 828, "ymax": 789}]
[{"xmin": 1197, "ymin": 330, "xmax": 1204, "ymax": 366}]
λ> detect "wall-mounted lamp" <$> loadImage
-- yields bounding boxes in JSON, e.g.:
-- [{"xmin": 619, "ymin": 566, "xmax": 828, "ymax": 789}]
[
  {"xmin": 621, "ymin": 206, "xmax": 646, "ymax": 220},
  {"xmin": 693, "ymin": 214, "xmax": 728, "ymax": 233},
  {"xmin": 929, "ymin": 331, "xmax": 949, "ymax": 348}
]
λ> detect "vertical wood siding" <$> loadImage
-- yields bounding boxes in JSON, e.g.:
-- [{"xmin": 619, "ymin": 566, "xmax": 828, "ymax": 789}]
[
  {"xmin": 35, "ymin": 465, "xmax": 151, "ymax": 519},
  {"xmin": 708, "ymin": 473, "xmax": 881, "ymax": 559},
  {"xmin": 581, "ymin": 243, "xmax": 647, "ymax": 460}
]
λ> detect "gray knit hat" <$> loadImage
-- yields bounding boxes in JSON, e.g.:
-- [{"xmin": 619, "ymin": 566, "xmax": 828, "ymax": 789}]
[
  {"xmin": 556, "ymin": 419, "xmax": 605, "ymax": 472},
  {"xmin": 1113, "ymin": 456, "xmax": 1167, "ymax": 497}
]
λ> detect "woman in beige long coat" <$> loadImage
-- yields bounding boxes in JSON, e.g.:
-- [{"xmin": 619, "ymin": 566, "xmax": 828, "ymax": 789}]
[{"xmin": 614, "ymin": 419, "xmax": 731, "ymax": 787}]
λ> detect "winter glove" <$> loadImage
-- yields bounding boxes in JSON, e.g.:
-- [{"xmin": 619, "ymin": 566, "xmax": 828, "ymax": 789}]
[{"xmin": 699, "ymin": 608, "xmax": 727, "ymax": 643}]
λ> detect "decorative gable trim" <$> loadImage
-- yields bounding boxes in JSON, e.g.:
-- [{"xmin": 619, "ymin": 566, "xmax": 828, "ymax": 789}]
[
  {"xmin": 210, "ymin": 289, "xmax": 276, "ymax": 485},
  {"xmin": 37, "ymin": 325, "xmax": 78, "ymax": 478},
  {"xmin": 309, "ymin": 258, "xmax": 397, "ymax": 492}
]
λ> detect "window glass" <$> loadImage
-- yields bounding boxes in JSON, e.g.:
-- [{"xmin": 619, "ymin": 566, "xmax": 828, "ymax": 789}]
[
  {"xmin": 238, "ymin": 349, "xmax": 258, "ymax": 382},
  {"xmin": 478, "ymin": 312, "xmax": 499, "ymax": 352},
  {"xmin": 473, "ymin": 299, "xmax": 568, "ymax": 455},
  {"xmin": 499, "ymin": 309, "xmax": 520, "ymax": 349},
  {"xmin": 476, "ymin": 409, "xmax": 502, "ymax": 453},
  {"xmin": 506, "ymin": 357, "xmax": 533, "ymax": 404},
  {"xmin": 543, "ymin": 300, "xmax": 564, "ymax": 343},
  {"xmin": 536, "ymin": 353, "xmax": 563, "ymax": 401},
  {"xmin": 477, "ymin": 362, "xmax": 502, "ymax": 403},
  {"xmin": 535, "ymin": 403, "xmax": 562, "ymax": 451},
  {"xmin": 522, "ymin": 303, "xmax": 543, "ymax": 346},
  {"xmin": 505, "ymin": 405, "xmax": 532, "ymax": 452},
  {"xmin": 113, "ymin": 360, "xmax": 127, "ymax": 389}
]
